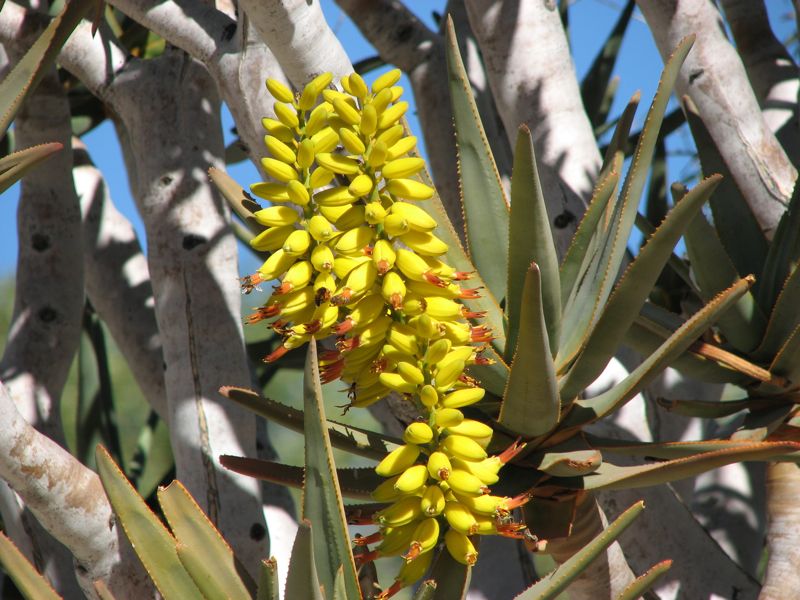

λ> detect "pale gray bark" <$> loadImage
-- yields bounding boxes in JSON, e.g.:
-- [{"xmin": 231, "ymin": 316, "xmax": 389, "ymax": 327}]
[
  {"xmin": 73, "ymin": 145, "xmax": 168, "ymax": 419},
  {"xmin": 637, "ymin": 0, "xmax": 796, "ymax": 238},
  {"xmin": 464, "ymin": 0, "xmax": 600, "ymax": 256},
  {"xmin": 720, "ymin": 0, "xmax": 800, "ymax": 163},
  {"xmin": 759, "ymin": 463, "xmax": 800, "ymax": 600}
]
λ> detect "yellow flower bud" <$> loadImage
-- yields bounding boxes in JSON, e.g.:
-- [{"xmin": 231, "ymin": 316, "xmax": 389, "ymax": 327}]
[
  {"xmin": 398, "ymin": 230, "xmax": 448, "ymax": 256},
  {"xmin": 253, "ymin": 206, "xmax": 299, "ymax": 227},
  {"xmin": 386, "ymin": 136, "xmax": 418, "ymax": 161},
  {"xmin": 379, "ymin": 372, "xmax": 418, "ymax": 394},
  {"xmin": 441, "ymin": 435, "xmax": 487, "ymax": 463},
  {"xmin": 426, "ymin": 451, "xmax": 451, "ymax": 481},
  {"xmin": 261, "ymin": 157, "xmax": 299, "ymax": 183},
  {"xmin": 441, "ymin": 387, "xmax": 485, "ymax": 409},
  {"xmin": 315, "ymin": 186, "xmax": 357, "ymax": 207},
  {"xmin": 397, "ymin": 362, "xmax": 425, "ymax": 387},
  {"xmin": 360, "ymin": 103, "xmax": 378, "ymax": 136},
  {"xmin": 425, "ymin": 338, "xmax": 452, "ymax": 364},
  {"xmin": 316, "ymin": 152, "xmax": 361, "ymax": 175},
  {"xmin": 296, "ymin": 139, "xmax": 316, "ymax": 170},
  {"xmin": 339, "ymin": 127, "xmax": 366, "ymax": 155},
  {"xmin": 308, "ymin": 215, "xmax": 337, "ymax": 241},
  {"xmin": 310, "ymin": 243, "xmax": 334, "ymax": 271},
  {"xmin": 372, "ymin": 239, "xmax": 396, "ymax": 273},
  {"xmin": 250, "ymin": 182, "xmax": 290, "ymax": 202},
  {"xmin": 333, "ymin": 204, "xmax": 366, "ymax": 229},
  {"xmin": 444, "ymin": 501, "xmax": 478, "ymax": 534},
  {"xmin": 333, "ymin": 97, "xmax": 361, "ymax": 126},
  {"xmin": 250, "ymin": 225, "xmax": 294, "ymax": 252},
  {"xmin": 366, "ymin": 140, "xmax": 389, "ymax": 168},
  {"xmin": 381, "ymin": 271, "xmax": 406, "ymax": 309},
  {"xmin": 282, "ymin": 229, "xmax": 311, "ymax": 256},
  {"xmin": 390, "ymin": 201, "xmax": 437, "ymax": 231},
  {"xmin": 419, "ymin": 385, "xmax": 439, "ymax": 408},
  {"xmin": 371, "ymin": 88, "xmax": 394, "ymax": 114},
  {"xmin": 299, "ymin": 72, "xmax": 333, "ymax": 110},
  {"xmin": 347, "ymin": 72, "xmax": 369, "ymax": 98},
  {"xmin": 349, "ymin": 174, "xmax": 374, "ymax": 198},
  {"xmin": 372, "ymin": 68, "xmax": 402, "ymax": 94},
  {"xmin": 386, "ymin": 324, "xmax": 420, "ymax": 356},
  {"xmin": 261, "ymin": 117, "xmax": 294, "ymax": 143},
  {"xmin": 305, "ymin": 103, "xmax": 330, "ymax": 136},
  {"xmin": 364, "ymin": 202, "xmax": 387, "ymax": 225},
  {"xmin": 394, "ymin": 464, "xmax": 428, "ymax": 493},
  {"xmin": 378, "ymin": 101, "xmax": 408, "ymax": 129},
  {"xmin": 420, "ymin": 485, "xmax": 446, "ymax": 516},
  {"xmin": 382, "ymin": 157, "xmax": 425, "ymax": 179},
  {"xmin": 446, "ymin": 420, "xmax": 493, "ymax": 440},
  {"xmin": 407, "ymin": 517, "xmax": 439, "ymax": 559},
  {"xmin": 404, "ymin": 421, "xmax": 433, "ymax": 445},
  {"xmin": 266, "ymin": 78, "xmax": 294, "ymax": 103},
  {"xmin": 385, "ymin": 178, "xmax": 435, "ymax": 200},
  {"xmin": 310, "ymin": 126, "xmax": 339, "ymax": 154},
  {"xmin": 273, "ymin": 102, "xmax": 299, "ymax": 129},
  {"xmin": 444, "ymin": 529, "xmax": 478, "ymax": 566},
  {"xmin": 377, "ymin": 125, "xmax": 405, "ymax": 148},
  {"xmin": 257, "ymin": 248, "xmax": 296, "ymax": 281},
  {"xmin": 309, "ymin": 167, "xmax": 335, "ymax": 189},
  {"xmin": 389, "ymin": 86, "xmax": 404, "ymax": 102},
  {"xmin": 372, "ymin": 474, "xmax": 407, "ymax": 502},
  {"xmin": 383, "ymin": 214, "xmax": 410, "ymax": 237},
  {"xmin": 376, "ymin": 444, "xmax": 421, "ymax": 477},
  {"xmin": 335, "ymin": 226, "xmax": 374, "ymax": 255},
  {"xmin": 264, "ymin": 135, "xmax": 297, "ymax": 164},
  {"xmin": 376, "ymin": 496, "xmax": 423, "ymax": 527}
]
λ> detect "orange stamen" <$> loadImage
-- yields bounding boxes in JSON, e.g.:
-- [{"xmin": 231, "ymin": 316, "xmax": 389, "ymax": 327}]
[{"xmin": 264, "ymin": 344, "xmax": 290, "ymax": 363}]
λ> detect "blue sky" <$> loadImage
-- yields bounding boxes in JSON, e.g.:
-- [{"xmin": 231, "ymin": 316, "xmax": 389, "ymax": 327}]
[{"xmin": 0, "ymin": 0, "xmax": 796, "ymax": 278}]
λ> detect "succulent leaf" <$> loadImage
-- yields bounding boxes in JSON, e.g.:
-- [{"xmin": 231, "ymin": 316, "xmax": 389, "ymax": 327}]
[
  {"xmin": 507, "ymin": 127, "xmax": 560, "ymax": 361},
  {"xmin": 0, "ymin": 531, "xmax": 60, "ymax": 600},
  {"xmin": 208, "ymin": 167, "xmax": 264, "ymax": 235},
  {"xmin": 444, "ymin": 17, "xmax": 510, "ymax": 303},
  {"xmin": 429, "ymin": 545, "xmax": 471, "ymax": 600},
  {"xmin": 257, "ymin": 558, "xmax": 279, "ymax": 600},
  {"xmin": 0, "ymin": 143, "xmax": 62, "ymax": 194},
  {"xmin": 615, "ymin": 560, "xmax": 673, "ymax": 600},
  {"xmin": 285, "ymin": 521, "xmax": 324, "ymax": 600},
  {"xmin": 753, "ymin": 257, "xmax": 800, "ymax": 361},
  {"xmin": 500, "ymin": 263, "xmax": 560, "ymax": 438}
]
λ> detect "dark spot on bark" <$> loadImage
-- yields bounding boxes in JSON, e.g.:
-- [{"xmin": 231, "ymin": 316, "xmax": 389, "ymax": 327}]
[
  {"xmin": 554, "ymin": 210, "xmax": 576, "ymax": 229},
  {"xmin": 76, "ymin": 563, "xmax": 89, "ymax": 575},
  {"xmin": 31, "ymin": 233, "xmax": 50, "ymax": 252},
  {"xmin": 689, "ymin": 69, "xmax": 704, "ymax": 84},
  {"xmin": 395, "ymin": 24, "xmax": 412, "ymax": 43},
  {"xmin": 160, "ymin": 175, "xmax": 173, "ymax": 186},
  {"xmin": 256, "ymin": 440, "xmax": 264, "ymax": 451},
  {"xmin": 38, "ymin": 306, "xmax": 57, "ymax": 323},
  {"xmin": 250, "ymin": 523, "xmax": 267, "ymax": 541},
  {"xmin": 162, "ymin": 361, "xmax": 168, "ymax": 371},
  {"xmin": 222, "ymin": 23, "xmax": 236, "ymax": 41},
  {"xmin": 182, "ymin": 234, "xmax": 207, "ymax": 250}
]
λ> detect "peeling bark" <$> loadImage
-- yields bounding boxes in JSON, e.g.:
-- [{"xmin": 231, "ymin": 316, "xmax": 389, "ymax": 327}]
[{"xmin": 759, "ymin": 462, "xmax": 800, "ymax": 599}]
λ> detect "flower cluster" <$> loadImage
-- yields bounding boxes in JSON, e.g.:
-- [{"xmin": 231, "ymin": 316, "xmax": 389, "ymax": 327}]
[{"xmin": 245, "ymin": 70, "xmax": 530, "ymax": 597}]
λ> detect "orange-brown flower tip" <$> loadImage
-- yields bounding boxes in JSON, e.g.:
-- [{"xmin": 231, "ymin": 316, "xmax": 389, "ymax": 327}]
[
  {"xmin": 459, "ymin": 287, "xmax": 482, "ymax": 299},
  {"xmin": 498, "ymin": 439, "xmax": 527, "ymax": 464},
  {"xmin": 331, "ymin": 288, "xmax": 353, "ymax": 306},
  {"xmin": 244, "ymin": 305, "xmax": 278, "ymax": 324},
  {"xmin": 363, "ymin": 245, "xmax": 374, "ymax": 256},
  {"xmin": 371, "ymin": 357, "xmax": 388, "ymax": 373},
  {"xmin": 353, "ymin": 531, "xmax": 382, "ymax": 546},
  {"xmin": 333, "ymin": 317, "xmax": 354, "ymax": 334},
  {"xmin": 474, "ymin": 355, "xmax": 494, "ymax": 366},
  {"xmin": 320, "ymin": 348, "xmax": 342, "ymax": 362},
  {"xmin": 403, "ymin": 542, "xmax": 422, "ymax": 562},
  {"xmin": 423, "ymin": 271, "xmax": 447, "ymax": 286},
  {"xmin": 497, "ymin": 522, "xmax": 530, "ymax": 540},
  {"xmin": 451, "ymin": 271, "xmax": 473, "ymax": 280},
  {"xmin": 506, "ymin": 491, "xmax": 533, "ymax": 511},
  {"xmin": 272, "ymin": 281, "xmax": 292, "ymax": 295},
  {"xmin": 264, "ymin": 344, "xmax": 290, "ymax": 363},
  {"xmin": 376, "ymin": 259, "xmax": 391, "ymax": 275},
  {"xmin": 354, "ymin": 550, "xmax": 380, "ymax": 567},
  {"xmin": 336, "ymin": 335, "xmax": 361, "ymax": 352},
  {"xmin": 240, "ymin": 273, "xmax": 264, "ymax": 294},
  {"xmin": 471, "ymin": 326, "xmax": 493, "ymax": 343},
  {"xmin": 462, "ymin": 309, "xmax": 486, "ymax": 320},
  {"xmin": 389, "ymin": 293, "xmax": 404, "ymax": 309},
  {"xmin": 301, "ymin": 319, "xmax": 323, "ymax": 334},
  {"xmin": 320, "ymin": 359, "xmax": 344, "ymax": 383},
  {"xmin": 376, "ymin": 580, "xmax": 403, "ymax": 600}
]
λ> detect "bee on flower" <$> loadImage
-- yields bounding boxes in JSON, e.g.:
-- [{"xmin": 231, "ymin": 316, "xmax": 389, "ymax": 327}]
[{"xmin": 243, "ymin": 69, "xmax": 530, "ymax": 597}]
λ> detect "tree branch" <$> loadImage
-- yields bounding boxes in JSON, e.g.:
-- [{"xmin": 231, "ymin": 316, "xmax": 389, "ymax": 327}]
[
  {"xmin": 463, "ymin": 0, "xmax": 600, "ymax": 256},
  {"xmin": 759, "ymin": 463, "xmax": 800, "ymax": 599},
  {"xmin": 637, "ymin": 0, "xmax": 797, "ymax": 238}
]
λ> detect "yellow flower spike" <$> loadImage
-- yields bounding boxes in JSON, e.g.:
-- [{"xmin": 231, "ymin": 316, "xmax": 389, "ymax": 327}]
[
  {"xmin": 386, "ymin": 136, "xmax": 418, "ymax": 161},
  {"xmin": 264, "ymin": 135, "xmax": 297, "ymax": 164},
  {"xmin": 398, "ymin": 230, "xmax": 449, "ymax": 256},
  {"xmin": 381, "ymin": 344, "xmax": 417, "ymax": 365},
  {"xmin": 444, "ymin": 529, "xmax": 478, "ymax": 566},
  {"xmin": 333, "ymin": 97, "xmax": 361, "ymax": 126},
  {"xmin": 420, "ymin": 485, "xmax": 446, "ymax": 516},
  {"xmin": 322, "ymin": 88, "xmax": 349, "ymax": 104},
  {"xmin": 395, "ymin": 248, "xmax": 436, "ymax": 282},
  {"xmin": 282, "ymin": 229, "xmax": 311, "ymax": 256},
  {"xmin": 441, "ymin": 387, "xmax": 485, "ymax": 409},
  {"xmin": 308, "ymin": 215, "xmax": 337, "ymax": 242},
  {"xmin": 372, "ymin": 239, "xmax": 396, "ymax": 274},
  {"xmin": 441, "ymin": 435, "xmax": 488, "ymax": 463},
  {"xmin": 386, "ymin": 324, "xmax": 420, "ymax": 356},
  {"xmin": 333, "ymin": 255, "xmax": 369, "ymax": 279},
  {"xmin": 376, "ymin": 125, "xmax": 405, "ymax": 148},
  {"xmin": 335, "ymin": 225, "xmax": 375, "ymax": 255},
  {"xmin": 250, "ymin": 225, "xmax": 295, "ymax": 252},
  {"xmin": 265, "ymin": 78, "xmax": 295, "ymax": 103},
  {"xmin": 375, "ymin": 496, "xmax": 423, "ymax": 527},
  {"xmin": 250, "ymin": 181, "xmax": 290, "ymax": 202},
  {"xmin": 339, "ymin": 127, "xmax": 367, "ymax": 155},
  {"xmin": 385, "ymin": 178, "xmax": 435, "ymax": 200},
  {"xmin": 349, "ymin": 174, "xmax": 374, "ymax": 198},
  {"xmin": 310, "ymin": 127, "xmax": 340, "ymax": 153},
  {"xmin": 366, "ymin": 140, "xmax": 389, "ymax": 169},
  {"xmin": 261, "ymin": 157, "xmax": 299, "ymax": 183},
  {"xmin": 453, "ymin": 493, "xmax": 508, "ymax": 516},
  {"xmin": 261, "ymin": 118, "xmax": 294, "ymax": 143},
  {"xmin": 346, "ymin": 293, "xmax": 387, "ymax": 329},
  {"xmin": 365, "ymin": 202, "xmax": 388, "ymax": 225},
  {"xmin": 393, "ymin": 464, "xmax": 428, "ymax": 494},
  {"xmin": 434, "ymin": 408, "xmax": 464, "ymax": 429},
  {"xmin": 253, "ymin": 206, "xmax": 300, "ymax": 227},
  {"xmin": 434, "ymin": 359, "xmax": 467, "ymax": 390},
  {"xmin": 389, "ymin": 86, "xmax": 404, "ymax": 103},
  {"xmin": 309, "ymin": 166, "xmax": 335, "ymax": 189},
  {"xmin": 372, "ymin": 68, "xmax": 402, "ymax": 94},
  {"xmin": 334, "ymin": 204, "xmax": 367, "ymax": 229},
  {"xmin": 446, "ymin": 419, "xmax": 494, "ymax": 440},
  {"xmin": 441, "ymin": 320, "xmax": 472, "ymax": 345},
  {"xmin": 316, "ymin": 152, "xmax": 361, "ymax": 175},
  {"xmin": 360, "ymin": 103, "xmax": 378, "ymax": 136},
  {"xmin": 426, "ymin": 451, "xmax": 452, "ymax": 481},
  {"xmin": 305, "ymin": 103, "xmax": 330, "ymax": 136},
  {"xmin": 383, "ymin": 214, "xmax": 410, "ymax": 237},
  {"xmin": 381, "ymin": 271, "xmax": 407, "ymax": 309},
  {"xmin": 372, "ymin": 475, "xmax": 407, "ymax": 502},
  {"xmin": 419, "ymin": 384, "xmax": 439, "ymax": 408},
  {"xmin": 350, "ymin": 314, "xmax": 392, "ymax": 346},
  {"xmin": 375, "ymin": 444, "xmax": 421, "ymax": 477},
  {"xmin": 401, "ymin": 294, "xmax": 425, "ymax": 316},
  {"xmin": 315, "ymin": 186, "xmax": 357, "ymax": 207},
  {"xmin": 407, "ymin": 280, "xmax": 462, "ymax": 300},
  {"xmin": 425, "ymin": 338, "xmax": 452, "ymax": 364},
  {"xmin": 348, "ymin": 72, "xmax": 369, "ymax": 99},
  {"xmin": 298, "ymin": 72, "xmax": 334, "ymax": 111},
  {"xmin": 403, "ymin": 421, "xmax": 433, "ymax": 445},
  {"xmin": 337, "ymin": 260, "xmax": 378, "ymax": 300},
  {"xmin": 310, "ymin": 243, "xmax": 335, "ymax": 271},
  {"xmin": 296, "ymin": 139, "xmax": 316, "ymax": 170},
  {"xmin": 379, "ymin": 372, "xmax": 418, "ymax": 394},
  {"xmin": 269, "ymin": 286, "xmax": 316, "ymax": 316},
  {"xmin": 451, "ymin": 457, "xmax": 499, "ymax": 486},
  {"xmin": 375, "ymin": 521, "xmax": 418, "ymax": 556},
  {"xmin": 273, "ymin": 102, "xmax": 300, "ymax": 129},
  {"xmin": 444, "ymin": 501, "xmax": 478, "ymax": 534},
  {"xmin": 389, "ymin": 201, "xmax": 437, "ymax": 232},
  {"xmin": 371, "ymin": 88, "xmax": 394, "ymax": 114},
  {"xmin": 410, "ymin": 313, "xmax": 440, "ymax": 339},
  {"xmin": 257, "ymin": 248, "xmax": 297, "ymax": 281},
  {"xmin": 377, "ymin": 101, "xmax": 408, "ymax": 129},
  {"xmin": 382, "ymin": 157, "xmax": 425, "ymax": 179}
]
